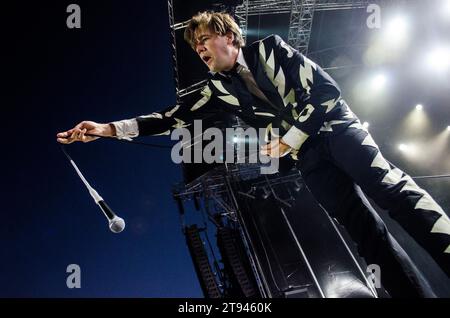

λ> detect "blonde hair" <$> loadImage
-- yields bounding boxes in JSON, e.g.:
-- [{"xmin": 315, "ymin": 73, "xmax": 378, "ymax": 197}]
[{"xmin": 184, "ymin": 11, "xmax": 245, "ymax": 49}]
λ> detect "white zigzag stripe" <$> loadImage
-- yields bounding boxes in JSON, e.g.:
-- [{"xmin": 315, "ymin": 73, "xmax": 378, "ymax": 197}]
[
  {"xmin": 211, "ymin": 79, "xmax": 240, "ymax": 106},
  {"xmin": 370, "ymin": 152, "xmax": 390, "ymax": 170},
  {"xmin": 211, "ymin": 80, "xmax": 230, "ymax": 95},
  {"xmin": 190, "ymin": 95, "xmax": 210, "ymax": 111},
  {"xmin": 342, "ymin": 111, "xmax": 356, "ymax": 120},
  {"xmin": 379, "ymin": 167, "xmax": 429, "ymax": 198},
  {"xmin": 362, "ymin": 134, "xmax": 379, "ymax": 150},
  {"xmin": 266, "ymin": 50, "xmax": 276, "ymax": 81},
  {"xmin": 172, "ymin": 118, "xmax": 190, "ymax": 129},
  {"xmin": 298, "ymin": 104, "xmax": 315, "ymax": 123},
  {"xmin": 319, "ymin": 120, "xmax": 347, "ymax": 132},
  {"xmin": 321, "ymin": 99, "xmax": 337, "ymax": 113},
  {"xmin": 152, "ymin": 130, "xmax": 171, "ymax": 136},
  {"xmin": 165, "ymin": 105, "xmax": 180, "ymax": 117},
  {"xmin": 349, "ymin": 122, "xmax": 368, "ymax": 132},
  {"xmin": 400, "ymin": 176, "xmax": 428, "ymax": 196},
  {"xmin": 259, "ymin": 41, "xmax": 266, "ymax": 63},
  {"xmin": 264, "ymin": 123, "xmax": 281, "ymax": 141},
  {"xmin": 431, "ymin": 215, "xmax": 450, "ymax": 236},
  {"xmin": 414, "ymin": 194, "xmax": 445, "ymax": 215},
  {"xmin": 141, "ymin": 113, "xmax": 162, "ymax": 119},
  {"xmin": 280, "ymin": 40, "xmax": 294, "ymax": 58},
  {"xmin": 366, "ymin": 141, "xmax": 449, "ymax": 244},
  {"xmin": 260, "ymin": 41, "xmax": 288, "ymax": 102},
  {"xmin": 299, "ymin": 57, "xmax": 317, "ymax": 95},
  {"xmin": 381, "ymin": 168, "xmax": 403, "ymax": 185},
  {"xmin": 254, "ymin": 112, "xmax": 276, "ymax": 117},
  {"xmin": 283, "ymin": 89, "xmax": 296, "ymax": 106},
  {"xmin": 218, "ymin": 95, "xmax": 240, "ymax": 106},
  {"xmin": 274, "ymin": 66, "xmax": 286, "ymax": 98}
]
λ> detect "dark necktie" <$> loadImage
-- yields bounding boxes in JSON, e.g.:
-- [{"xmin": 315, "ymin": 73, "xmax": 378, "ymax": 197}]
[
  {"xmin": 227, "ymin": 65, "xmax": 255, "ymax": 117},
  {"xmin": 227, "ymin": 63, "xmax": 278, "ymax": 118},
  {"xmin": 235, "ymin": 64, "xmax": 277, "ymax": 110}
]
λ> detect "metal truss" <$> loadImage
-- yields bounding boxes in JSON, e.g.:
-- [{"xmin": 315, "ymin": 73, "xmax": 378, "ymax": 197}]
[
  {"xmin": 177, "ymin": 80, "xmax": 208, "ymax": 99},
  {"xmin": 236, "ymin": 0, "xmax": 371, "ymax": 53},
  {"xmin": 288, "ymin": 0, "xmax": 316, "ymax": 55},
  {"xmin": 236, "ymin": 0, "xmax": 370, "ymax": 16},
  {"xmin": 172, "ymin": 163, "xmax": 305, "ymax": 297},
  {"xmin": 172, "ymin": 20, "xmax": 190, "ymax": 31},
  {"xmin": 173, "ymin": 163, "xmax": 303, "ymax": 206},
  {"xmin": 167, "ymin": 0, "xmax": 182, "ymax": 99}
]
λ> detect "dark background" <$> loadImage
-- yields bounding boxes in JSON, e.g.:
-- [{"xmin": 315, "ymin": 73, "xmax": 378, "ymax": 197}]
[
  {"xmin": 3, "ymin": 0, "xmax": 204, "ymax": 297},
  {"xmin": 2, "ymin": 0, "xmax": 450, "ymax": 297}
]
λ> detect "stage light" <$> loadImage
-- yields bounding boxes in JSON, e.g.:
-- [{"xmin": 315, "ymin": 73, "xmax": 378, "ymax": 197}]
[
  {"xmin": 398, "ymin": 143, "xmax": 414, "ymax": 152},
  {"xmin": 411, "ymin": 130, "xmax": 450, "ymax": 166},
  {"xmin": 398, "ymin": 143, "xmax": 418, "ymax": 157},
  {"xmin": 398, "ymin": 144, "xmax": 408, "ymax": 151},
  {"xmin": 427, "ymin": 47, "xmax": 450, "ymax": 72},
  {"xmin": 401, "ymin": 105, "xmax": 431, "ymax": 135},
  {"xmin": 444, "ymin": 0, "xmax": 450, "ymax": 16},
  {"xmin": 371, "ymin": 74, "xmax": 387, "ymax": 90},
  {"xmin": 364, "ymin": 14, "xmax": 410, "ymax": 66},
  {"xmin": 363, "ymin": 122, "xmax": 370, "ymax": 129},
  {"xmin": 447, "ymin": 126, "xmax": 450, "ymax": 131},
  {"xmin": 385, "ymin": 16, "xmax": 409, "ymax": 44},
  {"xmin": 233, "ymin": 136, "xmax": 239, "ymax": 143}
]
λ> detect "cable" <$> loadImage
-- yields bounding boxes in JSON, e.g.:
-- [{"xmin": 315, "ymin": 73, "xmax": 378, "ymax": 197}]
[
  {"xmin": 60, "ymin": 144, "xmax": 73, "ymax": 161},
  {"xmin": 412, "ymin": 174, "xmax": 450, "ymax": 180},
  {"xmin": 81, "ymin": 133, "xmax": 172, "ymax": 149}
]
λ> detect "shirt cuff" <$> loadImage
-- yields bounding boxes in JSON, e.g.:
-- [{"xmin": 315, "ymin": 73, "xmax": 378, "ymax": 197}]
[
  {"xmin": 281, "ymin": 125, "xmax": 309, "ymax": 151},
  {"xmin": 111, "ymin": 119, "xmax": 139, "ymax": 140}
]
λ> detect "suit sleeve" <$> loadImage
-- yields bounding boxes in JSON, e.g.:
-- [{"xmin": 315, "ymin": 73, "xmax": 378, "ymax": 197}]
[
  {"xmin": 266, "ymin": 34, "xmax": 342, "ymax": 151},
  {"xmin": 113, "ymin": 84, "xmax": 216, "ymax": 138}
]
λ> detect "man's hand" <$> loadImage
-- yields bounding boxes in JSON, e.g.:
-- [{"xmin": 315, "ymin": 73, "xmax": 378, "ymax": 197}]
[
  {"xmin": 260, "ymin": 138, "xmax": 292, "ymax": 158},
  {"xmin": 56, "ymin": 121, "xmax": 116, "ymax": 144}
]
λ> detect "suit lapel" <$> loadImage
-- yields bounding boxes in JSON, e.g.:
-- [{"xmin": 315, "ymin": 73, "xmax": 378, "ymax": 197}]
[
  {"xmin": 242, "ymin": 45, "xmax": 285, "ymax": 111},
  {"xmin": 208, "ymin": 73, "xmax": 241, "ymax": 107}
]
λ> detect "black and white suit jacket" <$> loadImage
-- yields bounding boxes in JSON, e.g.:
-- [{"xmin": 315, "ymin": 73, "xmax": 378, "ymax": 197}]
[{"xmin": 117, "ymin": 34, "xmax": 359, "ymax": 157}]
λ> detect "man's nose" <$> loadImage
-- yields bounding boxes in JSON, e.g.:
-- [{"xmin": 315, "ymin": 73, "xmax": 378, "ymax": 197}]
[{"xmin": 196, "ymin": 44, "xmax": 206, "ymax": 55}]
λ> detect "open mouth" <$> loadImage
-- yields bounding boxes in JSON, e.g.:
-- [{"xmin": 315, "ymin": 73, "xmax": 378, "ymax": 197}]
[{"xmin": 202, "ymin": 56, "xmax": 212, "ymax": 65}]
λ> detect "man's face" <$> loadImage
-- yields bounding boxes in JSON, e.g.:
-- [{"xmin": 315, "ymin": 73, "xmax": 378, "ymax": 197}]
[{"xmin": 194, "ymin": 27, "xmax": 237, "ymax": 72}]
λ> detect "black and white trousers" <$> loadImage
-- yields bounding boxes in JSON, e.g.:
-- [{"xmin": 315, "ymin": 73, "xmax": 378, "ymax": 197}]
[{"xmin": 296, "ymin": 121, "xmax": 450, "ymax": 297}]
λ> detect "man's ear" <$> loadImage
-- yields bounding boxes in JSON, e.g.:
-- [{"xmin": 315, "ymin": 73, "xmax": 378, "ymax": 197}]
[{"xmin": 225, "ymin": 31, "xmax": 235, "ymax": 45}]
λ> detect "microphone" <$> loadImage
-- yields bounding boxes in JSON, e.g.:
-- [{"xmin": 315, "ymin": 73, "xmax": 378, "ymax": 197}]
[
  {"xmin": 61, "ymin": 146, "xmax": 125, "ymax": 233},
  {"xmin": 97, "ymin": 200, "xmax": 125, "ymax": 233}
]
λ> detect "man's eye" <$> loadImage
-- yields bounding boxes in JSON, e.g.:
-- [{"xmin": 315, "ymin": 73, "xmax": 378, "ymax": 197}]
[{"xmin": 196, "ymin": 37, "xmax": 209, "ymax": 47}]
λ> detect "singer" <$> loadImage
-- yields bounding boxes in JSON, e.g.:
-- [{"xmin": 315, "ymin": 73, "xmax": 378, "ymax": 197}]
[{"xmin": 56, "ymin": 11, "xmax": 450, "ymax": 296}]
